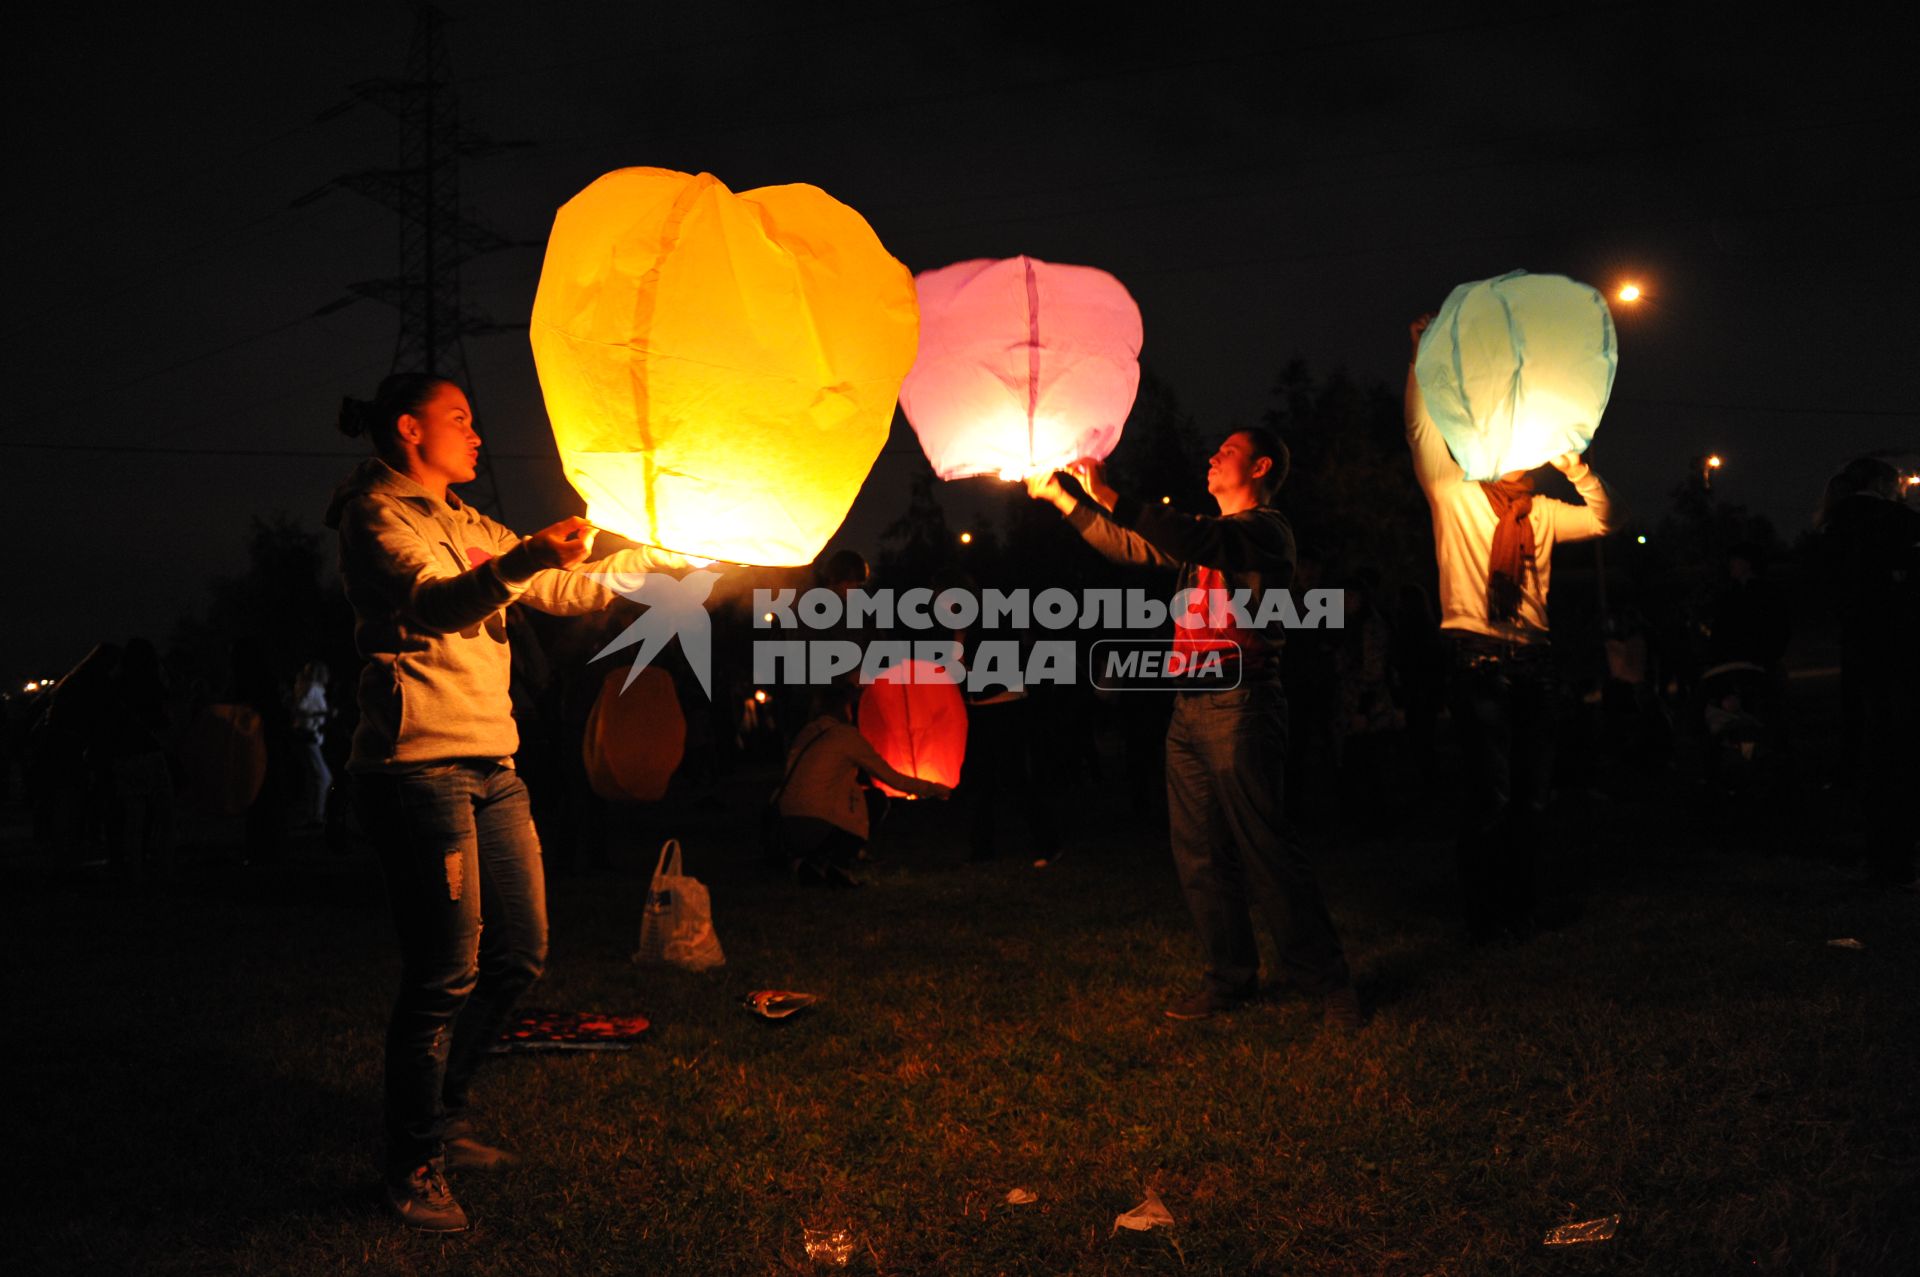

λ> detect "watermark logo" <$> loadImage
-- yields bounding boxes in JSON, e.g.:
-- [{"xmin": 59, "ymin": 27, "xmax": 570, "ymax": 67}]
[
  {"xmin": 1089, "ymin": 640, "xmax": 1243, "ymax": 691},
  {"xmin": 590, "ymin": 569, "xmax": 722, "ymax": 696},
  {"xmin": 594, "ymin": 577, "xmax": 1341, "ymax": 697}
]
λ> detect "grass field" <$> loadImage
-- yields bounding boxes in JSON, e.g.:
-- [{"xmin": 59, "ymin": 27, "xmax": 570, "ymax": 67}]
[{"xmin": 4, "ymin": 753, "xmax": 1915, "ymax": 1276}]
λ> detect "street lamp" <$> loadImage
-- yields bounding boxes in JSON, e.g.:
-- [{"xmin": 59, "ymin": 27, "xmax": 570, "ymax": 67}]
[
  {"xmin": 1703, "ymin": 453, "xmax": 1724, "ymax": 491},
  {"xmin": 958, "ymin": 531, "xmax": 973, "ymax": 545},
  {"xmin": 1616, "ymin": 282, "xmax": 1643, "ymax": 303}
]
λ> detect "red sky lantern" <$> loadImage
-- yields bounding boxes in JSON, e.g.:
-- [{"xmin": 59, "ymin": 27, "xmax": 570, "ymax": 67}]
[
  {"xmin": 857, "ymin": 659, "xmax": 968, "ymax": 796},
  {"xmin": 582, "ymin": 666, "xmax": 687, "ymax": 803},
  {"xmin": 899, "ymin": 256, "xmax": 1142, "ymax": 481}
]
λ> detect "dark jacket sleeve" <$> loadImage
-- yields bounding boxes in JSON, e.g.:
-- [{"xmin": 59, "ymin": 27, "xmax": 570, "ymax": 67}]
[
  {"xmin": 1063, "ymin": 500, "xmax": 1182, "ymax": 570},
  {"xmin": 1106, "ymin": 496, "xmax": 1296, "ymax": 586}
]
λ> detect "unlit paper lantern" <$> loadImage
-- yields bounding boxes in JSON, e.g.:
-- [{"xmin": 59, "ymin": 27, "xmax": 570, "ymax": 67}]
[
  {"xmin": 858, "ymin": 659, "xmax": 968, "ymax": 797},
  {"xmin": 1414, "ymin": 270, "xmax": 1618, "ymax": 481},
  {"xmin": 186, "ymin": 703, "xmax": 267, "ymax": 816},
  {"xmin": 582, "ymin": 666, "xmax": 687, "ymax": 803},
  {"xmin": 899, "ymin": 256, "xmax": 1142, "ymax": 481},
  {"xmin": 531, "ymin": 168, "xmax": 920, "ymax": 565}
]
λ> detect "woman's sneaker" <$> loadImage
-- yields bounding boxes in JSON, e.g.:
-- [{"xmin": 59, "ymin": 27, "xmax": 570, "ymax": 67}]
[
  {"xmin": 385, "ymin": 1158, "xmax": 469, "ymax": 1233},
  {"xmin": 443, "ymin": 1116, "xmax": 518, "ymax": 1170}
]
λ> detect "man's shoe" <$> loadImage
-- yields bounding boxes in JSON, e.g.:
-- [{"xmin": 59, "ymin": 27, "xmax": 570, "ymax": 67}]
[
  {"xmin": 1163, "ymin": 985, "xmax": 1251, "ymax": 1021},
  {"xmin": 1321, "ymin": 984, "xmax": 1365, "ymax": 1033},
  {"xmin": 385, "ymin": 1159, "xmax": 469, "ymax": 1233}
]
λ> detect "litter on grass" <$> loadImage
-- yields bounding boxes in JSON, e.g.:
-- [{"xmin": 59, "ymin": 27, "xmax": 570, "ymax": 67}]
[
  {"xmin": 1826, "ymin": 938, "xmax": 1866, "ymax": 951},
  {"xmin": 487, "ymin": 1009, "xmax": 650, "ymax": 1053},
  {"xmin": 1542, "ymin": 1214, "xmax": 1621, "ymax": 1246},
  {"xmin": 1113, "ymin": 1187, "xmax": 1174, "ymax": 1234},
  {"xmin": 743, "ymin": 990, "xmax": 818, "ymax": 1020},
  {"xmin": 1005, "ymin": 1187, "xmax": 1037, "ymax": 1205},
  {"xmin": 801, "ymin": 1223, "xmax": 854, "ymax": 1267}
]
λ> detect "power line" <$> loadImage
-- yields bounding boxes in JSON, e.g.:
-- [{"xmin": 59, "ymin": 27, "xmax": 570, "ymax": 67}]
[
  {"xmin": 445, "ymin": 1, "xmax": 981, "ymax": 89},
  {"xmin": 1617, "ymin": 396, "xmax": 1916, "ymax": 420},
  {"xmin": 487, "ymin": 6, "xmax": 1650, "ymax": 166},
  {"xmin": 876, "ymin": 107, "xmax": 1920, "ymax": 242}
]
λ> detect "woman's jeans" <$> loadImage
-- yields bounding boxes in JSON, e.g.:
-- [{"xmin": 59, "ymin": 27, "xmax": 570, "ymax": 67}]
[{"xmin": 354, "ymin": 762, "xmax": 548, "ymax": 1173}]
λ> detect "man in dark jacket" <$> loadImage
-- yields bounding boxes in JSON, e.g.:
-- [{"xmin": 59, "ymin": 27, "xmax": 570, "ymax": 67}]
[{"xmin": 1027, "ymin": 430, "xmax": 1358, "ymax": 1029}]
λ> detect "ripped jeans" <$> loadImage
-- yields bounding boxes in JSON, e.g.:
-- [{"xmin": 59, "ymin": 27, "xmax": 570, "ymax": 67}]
[{"xmin": 354, "ymin": 762, "xmax": 548, "ymax": 1173}]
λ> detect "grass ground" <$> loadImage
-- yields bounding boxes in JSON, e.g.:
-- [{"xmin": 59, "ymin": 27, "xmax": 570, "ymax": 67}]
[{"xmin": 4, "ymin": 744, "xmax": 1915, "ymax": 1276}]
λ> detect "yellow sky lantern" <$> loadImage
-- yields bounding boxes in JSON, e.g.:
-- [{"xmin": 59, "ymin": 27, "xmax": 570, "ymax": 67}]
[{"xmin": 530, "ymin": 168, "xmax": 919, "ymax": 566}]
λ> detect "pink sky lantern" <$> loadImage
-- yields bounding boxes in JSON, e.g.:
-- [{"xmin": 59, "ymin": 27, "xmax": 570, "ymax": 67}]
[
  {"xmin": 858, "ymin": 659, "xmax": 968, "ymax": 797},
  {"xmin": 899, "ymin": 256, "xmax": 1143, "ymax": 481}
]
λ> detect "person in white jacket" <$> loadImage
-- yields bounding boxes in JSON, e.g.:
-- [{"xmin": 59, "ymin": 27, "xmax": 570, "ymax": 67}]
[
  {"xmin": 326, "ymin": 372, "xmax": 684, "ymax": 1233},
  {"xmin": 1405, "ymin": 315, "xmax": 1614, "ymax": 943},
  {"xmin": 290, "ymin": 660, "xmax": 332, "ymax": 825}
]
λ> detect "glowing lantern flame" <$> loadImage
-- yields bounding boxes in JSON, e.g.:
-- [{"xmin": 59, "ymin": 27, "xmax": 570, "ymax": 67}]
[
  {"xmin": 899, "ymin": 256, "xmax": 1142, "ymax": 482},
  {"xmin": 530, "ymin": 168, "xmax": 920, "ymax": 566},
  {"xmin": 1415, "ymin": 270, "xmax": 1618, "ymax": 481}
]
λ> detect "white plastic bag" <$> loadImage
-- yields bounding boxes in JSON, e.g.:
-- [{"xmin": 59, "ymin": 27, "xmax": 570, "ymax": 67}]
[{"xmin": 634, "ymin": 839, "xmax": 725, "ymax": 970}]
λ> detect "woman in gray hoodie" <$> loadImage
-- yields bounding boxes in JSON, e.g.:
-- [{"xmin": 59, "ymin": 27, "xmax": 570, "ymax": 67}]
[{"xmin": 328, "ymin": 372, "xmax": 683, "ymax": 1233}]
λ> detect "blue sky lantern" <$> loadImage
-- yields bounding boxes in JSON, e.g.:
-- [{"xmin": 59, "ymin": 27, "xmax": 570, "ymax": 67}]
[{"xmin": 1414, "ymin": 270, "xmax": 1618, "ymax": 481}]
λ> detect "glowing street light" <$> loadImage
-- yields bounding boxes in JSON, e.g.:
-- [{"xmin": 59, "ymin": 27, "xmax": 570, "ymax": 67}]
[
  {"xmin": 958, "ymin": 531, "xmax": 973, "ymax": 545},
  {"xmin": 1703, "ymin": 453, "xmax": 1724, "ymax": 491},
  {"xmin": 1616, "ymin": 283, "xmax": 1642, "ymax": 303},
  {"xmin": 1160, "ymin": 495, "xmax": 1172, "ymax": 505},
  {"xmin": 754, "ymin": 689, "xmax": 769, "ymax": 705},
  {"xmin": 1636, "ymin": 535, "xmax": 1648, "ymax": 545}
]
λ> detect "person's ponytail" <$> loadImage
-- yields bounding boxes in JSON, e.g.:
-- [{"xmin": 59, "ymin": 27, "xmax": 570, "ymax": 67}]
[{"xmin": 337, "ymin": 373, "xmax": 453, "ymax": 457}]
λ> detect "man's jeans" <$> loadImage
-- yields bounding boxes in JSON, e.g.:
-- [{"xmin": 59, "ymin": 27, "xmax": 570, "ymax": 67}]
[
  {"xmin": 354, "ymin": 762, "xmax": 548, "ymax": 1173},
  {"xmin": 1165, "ymin": 684, "xmax": 1350, "ymax": 998},
  {"xmin": 1444, "ymin": 634, "xmax": 1558, "ymax": 934}
]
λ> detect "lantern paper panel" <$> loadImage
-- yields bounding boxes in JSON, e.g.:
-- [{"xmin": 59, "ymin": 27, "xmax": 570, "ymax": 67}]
[
  {"xmin": 531, "ymin": 168, "xmax": 920, "ymax": 566},
  {"xmin": 899, "ymin": 256, "xmax": 1143, "ymax": 481},
  {"xmin": 1414, "ymin": 270, "xmax": 1618, "ymax": 482},
  {"xmin": 582, "ymin": 666, "xmax": 687, "ymax": 803},
  {"xmin": 858, "ymin": 659, "xmax": 968, "ymax": 797}
]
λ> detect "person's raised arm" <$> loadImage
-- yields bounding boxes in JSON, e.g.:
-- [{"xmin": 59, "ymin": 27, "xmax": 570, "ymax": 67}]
[
  {"xmin": 340, "ymin": 502, "xmax": 585, "ymax": 634},
  {"xmin": 1405, "ymin": 315, "xmax": 1462, "ymax": 492},
  {"xmin": 488, "ymin": 517, "xmax": 693, "ymax": 616},
  {"xmin": 1026, "ymin": 467, "xmax": 1180, "ymax": 571},
  {"xmin": 1537, "ymin": 451, "xmax": 1615, "ymax": 542},
  {"xmin": 1100, "ymin": 490, "xmax": 1295, "ymax": 579}
]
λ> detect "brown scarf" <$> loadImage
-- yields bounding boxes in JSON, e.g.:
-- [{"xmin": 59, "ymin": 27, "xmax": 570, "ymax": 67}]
[{"xmin": 1481, "ymin": 474, "xmax": 1536, "ymax": 624}]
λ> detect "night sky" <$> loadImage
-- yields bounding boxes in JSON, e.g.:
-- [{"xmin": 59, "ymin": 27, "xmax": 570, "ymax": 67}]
[{"xmin": 8, "ymin": 1, "xmax": 1916, "ymax": 679}]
